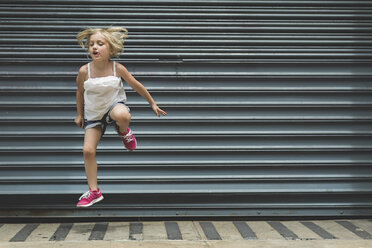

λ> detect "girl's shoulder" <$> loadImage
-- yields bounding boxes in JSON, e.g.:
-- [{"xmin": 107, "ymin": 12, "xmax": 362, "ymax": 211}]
[
  {"xmin": 115, "ymin": 61, "xmax": 129, "ymax": 75},
  {"xmin": 78, "ymin": 63, "xmax": 89, "ymax": 75},
  {"xmin": 115, "ymin": 61, "xmax": 125, "ymax": 69},
  {"xmin": 76, "ymin": 64, "xmax": 89, "ymax": 83}
]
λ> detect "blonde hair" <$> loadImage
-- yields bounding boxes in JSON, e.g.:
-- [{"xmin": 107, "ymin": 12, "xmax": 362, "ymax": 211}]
[{"xmin": 76, "ymin": 27, "xmax": 128, "ymax": 57}]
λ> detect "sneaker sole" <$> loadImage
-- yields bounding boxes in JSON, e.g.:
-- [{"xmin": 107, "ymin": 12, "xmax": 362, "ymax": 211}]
[{"xmin": 76, "ymin": 196, "xmax": 104, "ymax": 208}]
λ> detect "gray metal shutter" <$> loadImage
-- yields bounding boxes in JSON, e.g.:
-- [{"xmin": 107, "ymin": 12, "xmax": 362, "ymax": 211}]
[{"xmin": 0, "ymin": 0, "xmax": 371, "ymax": 219}]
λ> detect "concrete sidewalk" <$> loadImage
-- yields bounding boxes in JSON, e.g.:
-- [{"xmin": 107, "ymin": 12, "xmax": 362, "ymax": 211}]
[
  {"xmin": 0, "ymin": 219, "xmax": 371, "ymax": 248},
  {"xmin": 1, "ymin": 240, "xmax": 372, "ymax": 248}
]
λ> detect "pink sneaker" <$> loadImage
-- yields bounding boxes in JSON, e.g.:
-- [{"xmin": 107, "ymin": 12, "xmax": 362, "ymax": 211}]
[
  {"xmin": 115, "ymin": 125, "xmax": 137, "ymax": 151},
  {"xmin": 76, "ymin": 189, "xmax": 104, "ymax": 208}
]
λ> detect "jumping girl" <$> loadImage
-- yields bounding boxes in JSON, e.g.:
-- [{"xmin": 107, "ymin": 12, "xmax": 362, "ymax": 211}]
[{"xmin": 74, "ymin": 27, "xmax": 166, "ymax": 207}]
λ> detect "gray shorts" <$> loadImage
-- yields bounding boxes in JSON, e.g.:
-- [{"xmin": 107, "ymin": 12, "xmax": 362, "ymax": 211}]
[{"xmin": 84, "ymin": 101, "xmax": 129, "ymax": 135}]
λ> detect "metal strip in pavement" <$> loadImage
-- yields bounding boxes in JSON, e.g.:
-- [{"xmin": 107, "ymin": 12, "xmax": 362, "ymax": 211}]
[
  {"xmin": 301, "ymin": 221, "xmax": 337, "ymax": 239},
  {"xmin": 165, "ymin": 221, "xmax": 183, "ymax": 240},
  {"xmin": 129, "ymin": 222, "xmax": 143, "ymax": 240},
  {"xmin": 336, "ymin": 221, "xmax": 372, "ymax": 240},
  {"xmin": 9, "ymin": 223, "xmax": 39, "ymax": 242},
  {"xmin": 49, "ymin": 223, "xmax": 73, "ymax": 241},
  {"xmin": 199, "ymin": 222, "xmax": 222, "ymax": 240},
  {"xmin": 268, "ymin": 221, "xmax": 299, "ymax": 240},
  {"xmin": 89, "ymin": 222, "xmax": 108, "ymax": 240},
  {"xmin": 233, "ymin": 221, "xmax": 258, "ymax": 240}
]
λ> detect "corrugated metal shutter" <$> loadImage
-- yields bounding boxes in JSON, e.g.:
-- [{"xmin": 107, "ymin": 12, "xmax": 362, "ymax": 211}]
[{"xmin": 0, "ymin": 0, "xmax": 372, "ymax": 219}]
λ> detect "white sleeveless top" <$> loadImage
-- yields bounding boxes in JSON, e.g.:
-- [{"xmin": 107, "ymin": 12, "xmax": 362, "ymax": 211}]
[{"xmin": 84, "ymin": 61, "xmax": 127, "ymax": 121}]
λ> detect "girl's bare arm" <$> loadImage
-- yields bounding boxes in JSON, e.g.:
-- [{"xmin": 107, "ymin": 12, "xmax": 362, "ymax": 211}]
[{"xmin": 117, "ymin": 63, "xmax": 166, "ymax": 117}]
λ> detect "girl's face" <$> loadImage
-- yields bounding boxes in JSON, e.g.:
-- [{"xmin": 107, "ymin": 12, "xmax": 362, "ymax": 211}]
[{"xmin": 88, "ymin": 32, "xmax": 113, "ymax": 61}]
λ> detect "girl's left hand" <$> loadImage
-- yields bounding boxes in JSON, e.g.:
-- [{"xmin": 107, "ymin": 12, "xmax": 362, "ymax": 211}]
[{"xmin": 151, "ymin": 104, "xmax": 167, "ymax": 117}]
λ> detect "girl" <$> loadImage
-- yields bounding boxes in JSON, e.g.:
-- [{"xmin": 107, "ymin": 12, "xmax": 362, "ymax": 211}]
[{"xmin": 74, "ymin": 27, "xmax": 166, "ymax": 207}]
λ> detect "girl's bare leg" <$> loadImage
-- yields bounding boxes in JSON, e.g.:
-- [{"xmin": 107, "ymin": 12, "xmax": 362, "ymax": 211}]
[
  {"xmin": 83, "ymin": 126, "xmax": 102, "ymax": 191},
  {"xmin": 109, "ymin": 104, "xmax": 131, "ymax": 132}
]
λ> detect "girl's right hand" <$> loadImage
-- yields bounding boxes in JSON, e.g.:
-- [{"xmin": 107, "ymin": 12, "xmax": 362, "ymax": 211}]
[{"xmin": 74, "ymin": 115, "xmax": 84, "ymax": 129}]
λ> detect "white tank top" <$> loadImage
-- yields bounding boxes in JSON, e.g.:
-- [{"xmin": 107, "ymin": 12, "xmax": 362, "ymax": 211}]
[{"xmin": 84, "ymin": 61, "xmax": 127, "ymax": 121}]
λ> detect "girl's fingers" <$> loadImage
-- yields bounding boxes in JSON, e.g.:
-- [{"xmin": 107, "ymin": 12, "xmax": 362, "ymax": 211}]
[
  {"xmin": 157, "ymin": 108, "xmax": 167, "ymax": 116},
  {"xmin": 152, "ymin": 106, "xmax": 167, "ymax": 117}
]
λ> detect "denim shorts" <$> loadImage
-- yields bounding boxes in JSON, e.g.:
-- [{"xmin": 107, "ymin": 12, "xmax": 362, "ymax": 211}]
[{"xmin": 84, "ymin": 101, "xmax": 129, "ymax": 136}]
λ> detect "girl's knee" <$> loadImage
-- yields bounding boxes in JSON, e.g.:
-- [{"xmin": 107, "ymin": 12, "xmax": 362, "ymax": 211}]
[
  {"xmin": 116, "ymin": 112, "xmax": 131, "ymax": 124},
  {"xmin": 83, "ymin": 146, "xmax": 96, "ymax": 158},
  {"xmin": 110, "ymin": 104, "xmax": 131, "ymax": 124}
]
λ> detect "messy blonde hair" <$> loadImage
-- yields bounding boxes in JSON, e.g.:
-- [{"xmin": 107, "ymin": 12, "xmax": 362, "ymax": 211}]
[{"xmin": 76, "ymin": 27, "xmax": 128, "ymax": 57}]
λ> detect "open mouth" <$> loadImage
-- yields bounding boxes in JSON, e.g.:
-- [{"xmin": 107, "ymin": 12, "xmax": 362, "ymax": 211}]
[{"xmin": 92, "ymin": 51, "xmax": 99, "ymax": 56}]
